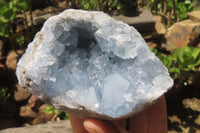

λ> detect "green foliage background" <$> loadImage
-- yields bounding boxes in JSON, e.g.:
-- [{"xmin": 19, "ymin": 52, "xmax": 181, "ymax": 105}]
[
  {"xmin": 71, "ymin": 0, "xmax": 120, "ymax": 12},
  {"xmin": 151, "ymin": 47, "xmax": 200, "ymax": 82},
  {"xmin": 147, "ymin": 0, "xmax": 196, "ymax": 27}
]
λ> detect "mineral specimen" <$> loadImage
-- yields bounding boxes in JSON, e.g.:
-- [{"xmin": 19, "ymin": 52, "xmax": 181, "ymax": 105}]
[{"xmin": 16, "ymin": 9, "xmax": 173, "ymax": 119}]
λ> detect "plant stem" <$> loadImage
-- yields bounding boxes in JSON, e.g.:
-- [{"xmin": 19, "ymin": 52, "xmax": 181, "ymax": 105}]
[
  {"xmin": 28, "ymin": 0, "xmax": 34, "ymax": 28},
  {"xmin": 23, "ymin": 11, "xmax": 31, "ymax": 42},
  {"xmin": 172, "ymin": 0, "xmax": 177, "ymax": 22}
]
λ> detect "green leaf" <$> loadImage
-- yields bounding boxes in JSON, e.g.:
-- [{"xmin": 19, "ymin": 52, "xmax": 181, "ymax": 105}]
[
  {"xmin": 64, "ymin": 113, "xmax": 70, "ymax": 120},
  {"xmin": 16, "ymin": 35, "xmax": 24, "ymax": 45},
  {"xmin": 187, "ymin": 4, "xmax": 193, "ymax": 11},
  {"xmin": 149, "ymin": 47, "xmax": 157, "ymax": 54},
  {"xmin": 169, "ymin": 67, "xmax": 181, "ymax": 79},
  {"xmin": 172, "ymin": 49, "xmax": 179, "ymax": 59},
  {"xmin": 163, "ymin": 55, "xmax": 173, "ymax": 68},
  {"xmin": 12, "ymin": 0, "xmax": 18, "ymax": 5},
  {"xmin": 169, "ymin": 67, "xmax": 181, "ymax": 74},
  {"xmin": 44, "ymin": 105, "xmax": 60, "ymax": 114},
  {"xmin": 2, "ymin": 9, "xmax": 16, "ymax": 22},
  {"xmin": 157, "ymin": 3, "xmax": 161, "ymax": 9},
  {"xmin": 0, "ymin": 23, "xmax": 9, "ymax": 37},
  {"xmin": 17, "ymin": 0, "xmax": 28, "ymax": 12},
  {"xmin": 173, "ymin": 47, "xmax": 200, "ymax": 71},
  {"xmin": 111, "ymin": 0, "xmax": 118, "ymax": 8},
  {"xmin": 190, "ymin": 48, "xmax": 200, "ymax": 59},
  {"xmin": 84, "ymin": 3, "xmax": 90, "ymax": 10},
  {"xmin": 54, "ymin": 109, "xmax": 60, "ymax": 114},
  {"xmin": 0, "ymin": 3, "xmax": 9, "ymax": 15},
  {"xmin": 44, "ymin": 109, "xmax": 53, "ymax": 114},
  {"xmin": 178, "ymin": 47, "xmax": 190, "ymax": 63},
  {"xmin": 0, "ymin": 88, "xmax": 10, "ymax": 103},
  {"xmin": 9, "ymin": 1, "xmax": 14, "ymax": 9},
  {"xmin": 168, "ymin": 1, "xmax": 173, "ymax": 8}
]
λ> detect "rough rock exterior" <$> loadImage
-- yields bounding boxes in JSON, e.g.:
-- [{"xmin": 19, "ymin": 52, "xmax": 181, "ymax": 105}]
[{"xmin": 16, "ymin": 9, "xmax": 173, "ymax": 119}]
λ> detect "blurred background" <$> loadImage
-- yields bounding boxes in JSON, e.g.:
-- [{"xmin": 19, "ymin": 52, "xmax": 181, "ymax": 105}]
[{"xmin": 0, "ymin": 0, "xmax": 200, "ymax": 132}]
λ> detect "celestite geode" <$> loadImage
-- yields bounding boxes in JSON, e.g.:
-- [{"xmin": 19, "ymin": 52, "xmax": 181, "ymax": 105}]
[{"xmin": 16, "ymin": 9, "xmax": 173, "ymax": 120}]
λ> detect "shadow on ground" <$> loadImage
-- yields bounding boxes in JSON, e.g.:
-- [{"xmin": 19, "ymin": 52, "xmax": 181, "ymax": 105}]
[{"xmin": 167, "ymin": 85, "xmax": 200, "ymax": 133}]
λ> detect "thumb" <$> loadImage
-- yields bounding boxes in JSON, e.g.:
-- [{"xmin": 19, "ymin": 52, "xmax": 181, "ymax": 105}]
[{"xmin": 83, "ymin": 118, "xmax": 121, "ymax": 133}]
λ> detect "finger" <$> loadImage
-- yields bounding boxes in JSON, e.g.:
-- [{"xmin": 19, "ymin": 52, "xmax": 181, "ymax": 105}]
[
  {"xmin": 146, "ymin": 96, "xmax": 168, "ymax": 133},
  {"xmin": 83, "ymin": 118, "xmax": 121, "ymax": 133},
  {"xmin": 129, "ymin": 111, "xmax": 147, "ymax": 133},
  {"xmin": 69, "ymin": 114, "xmax": 88, "ymax": 133}
]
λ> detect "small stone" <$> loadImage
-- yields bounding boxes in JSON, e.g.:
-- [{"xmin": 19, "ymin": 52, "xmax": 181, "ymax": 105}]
[
  {"xmin": 182, "ymin": 98, "xmax": 200, "ymax": 112},
  {"xmin": 194, "ymin": 115, "xmax": 200, "ymax": 125},
  {"xmin": 20, "ymin": 105, "xmax": 37, "ymax": 118},
  {"xmin": 16, "ymin": 9, "xmax": 173, "ymax": 120},
  {"xmin": 187, "ymin": 11, "xmax": 200, "ymax": 22},
  {"xmin": 14, "ymin": 84, "xmax": 30, "ymax": 101},
  {"xmin": 6, "ymin": 50, "xmax": 24, "ymax": 70},
  {"xmin": 165, "ymin": 19, "xmax": 200, "ymax": 50}
]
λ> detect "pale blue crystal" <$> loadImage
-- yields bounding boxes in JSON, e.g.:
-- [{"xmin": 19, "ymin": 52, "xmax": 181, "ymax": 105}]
[
  {"xmin": 102, "ymin": 74, "xmax": 131, "ymax": 117},
  {"xmin": 16, "ymin": 9, "xmax": 173, "ymax": 119}
]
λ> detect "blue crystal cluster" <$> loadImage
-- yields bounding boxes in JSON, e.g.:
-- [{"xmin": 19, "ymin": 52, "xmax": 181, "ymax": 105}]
[{"xmin": 16, "ymin": 9, "xmax": 173, "ymax": 119}]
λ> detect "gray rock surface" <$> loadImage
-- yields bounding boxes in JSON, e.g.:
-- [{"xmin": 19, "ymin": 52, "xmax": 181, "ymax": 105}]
[
  {"xmin": 0, "ymin": 120, "xmax": 72, "ymax": 133},
  {"xmin": 16, "ymin": 9, "xmax": 173, "ymax": 120},
  {"xmin": 112, "ymin": 8, "xmax": 155, "ymax": 35}
]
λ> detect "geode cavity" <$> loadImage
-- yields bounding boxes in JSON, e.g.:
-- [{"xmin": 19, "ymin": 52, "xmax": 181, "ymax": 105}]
[{"xmin": 16, "ymin": 9, "xmax": 173, "ymax": 120}]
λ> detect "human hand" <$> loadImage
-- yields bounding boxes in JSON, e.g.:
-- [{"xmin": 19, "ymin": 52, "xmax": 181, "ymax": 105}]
[{"xmin": 69, "ymin": 96, "xmax": 167, "ymax": 133}]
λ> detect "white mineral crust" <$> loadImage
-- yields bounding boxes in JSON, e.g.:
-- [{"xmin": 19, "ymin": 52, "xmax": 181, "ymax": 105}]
[{"xmin": 16, "ymin": 9, "xmax": 173, "ymax": 119}]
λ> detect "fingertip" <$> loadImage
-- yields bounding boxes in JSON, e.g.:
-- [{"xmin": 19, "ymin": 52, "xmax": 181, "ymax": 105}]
[{"xmin": 83, "ymin": 118, "xmax": 121, "ymax": 133}]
